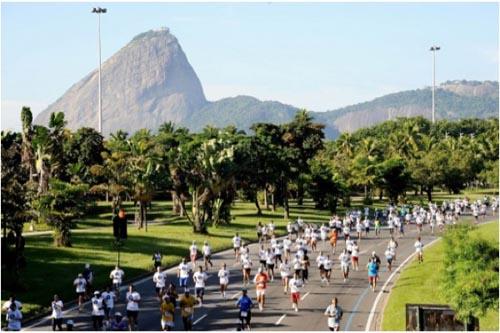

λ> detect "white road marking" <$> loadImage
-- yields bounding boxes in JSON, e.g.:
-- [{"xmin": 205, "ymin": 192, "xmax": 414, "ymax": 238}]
[
  {"xmin": 275, "ymin": 314, "xmax": 287, "ymax": 326},
  {"xmin": 231, "ymin": 291, "xmax": 241, "ymax": 299},
  {"xmin": 300, "ymin": 291, "xmax": 310, "ymax": 301},
  {"xmin": 193, "ymin": 314, "xmax": 208, "ymax": 326}
]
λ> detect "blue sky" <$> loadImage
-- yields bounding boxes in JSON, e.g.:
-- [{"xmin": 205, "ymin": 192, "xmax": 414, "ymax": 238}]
[{"xmin": 2, "ymin": 2, "xmax": 498, "ymax": 131}]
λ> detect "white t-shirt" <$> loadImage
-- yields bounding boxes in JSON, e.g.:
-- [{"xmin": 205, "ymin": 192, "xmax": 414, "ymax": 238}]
[
  {"xmin": 266, "ymin": 252, "xmax": 275, "ymax": 265},
  {"xmin": 242, "ymin": 258, "xmax": 252, "ymax": 269},
  {"xmin": 414, "ymin": 241, "xmax": 423, "ymax": 252},
  {"xmin": 193, "ymin": 271, "xmax": 207, "ymax": 288},
  {"xmin": 325, "ymin": 305, "xmax": 342, "ymax": 327},
  {"xmin": 51, "ymin": 300, "xmax": 63, "ymax": 319},
  {"xmin": 153, "ymin": 271, "xmax": 166, "ymax": 288},
  {"xmin": 280, "ymin": 262, "xmax": 291, "ymax": 276},
  {"xmin": 293, "ymin": 258, "xmax": 302, "ymax": 270},
  {"xmin": 351, "ymin": 245, "xmax": 359, "ymax": 257},
  {"xmin": 178, "ymin": 263, "xmax": 190, "ymax": 278},
  {"xmin": 74, "ymin": 277, "xmax": 87, "ymax": 293},
  {"xmin": 102, "ymin": 291, "xmax": 115, "ymax": 309},
  {"xmin": 316, "ymin": 255, "xmax": 326, "ymax": 267},
  {"xmin": 110, "ymin": 269, "xmax": 124, "ymax": 284},
  {"xmin": 232, "ymin": 236, "xmax": 241, "ymax": 248},
  {"xmin": 218, "ymin": 269, "xmax": 229, "ymax": 284},
  {"xmin": 126, "ymin": 291, "xmax": 141, "ymax": 311},
  {"xmin": 91, "ymin": 297, "xmax": 105, "ymax": 316},
  {"xmin": 190, "ymin": 245, "xmax": 197, "ymax": 256},
  {"xmin": 323, "ymin": 259, "xmax": 333, "ymax": 270},
  {"xmin": 283, "ymin": 239, "xmax": 292, "ymax": 250},
  {"xmin": 339, "ymin": 253, "xmax": 350, "ymax": 266},
  {"xmin": 202, "ymin": 245, "xmax": 211, "ymax": 256},
  {"xmin": 289, "ymin": 278, "xmax": 303, "ymax": 293}
]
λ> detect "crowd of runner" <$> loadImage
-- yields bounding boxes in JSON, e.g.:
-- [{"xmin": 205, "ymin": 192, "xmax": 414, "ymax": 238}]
[{"xmin": 3, "ymin": 195, "xmax": 497, "ymax": 331}]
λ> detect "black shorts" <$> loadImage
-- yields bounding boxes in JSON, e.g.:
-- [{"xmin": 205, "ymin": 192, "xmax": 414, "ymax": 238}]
[
  {"xmin": 365, "ymin": 227, "xmax": 370, "ymax": 232},
  {"xmin": 77, "ymin": 291, "xmax": 85, "ymax": 297},
  {"xmin": 319, "ymin": 265, "xmax": 325, "ymax": 271},
  {"xmin": 324, "ymin": 268, "xmax": 332, "ymax": 273},
  {"xmin": 244, "ymin": 268, "xmax": 251, "ymax": 275},
  {"xmin": 195, "ymin": 287, "xmax": 205, "ymax": 297},
  {"xmin": 267, "ymin": 263, "xmax": 275, "ymax": 269},
  {"xmin": 127, "ymin": 310, "xmax": 139, "ymax": 320},
  {"xmin": 260, "ymin": 260, "xmax": 266, "ymax": 266},
  {"xmin": 233, "ymin": 247, "xmax": 239, "ymax": 252},
  {"xmin": 155, "ymin": 287, "xmax": 163, "ymax": 294},
  {"xmin": 239, "ymin": 310, "xmax": 252, "ymax": 323},
  {"xmin": 204, "ymin": 255, "xmax": 211, "ymax": 261},
  {"xmin": 275, "ymin": 254, "xmax": 282, "ymax": 261}
]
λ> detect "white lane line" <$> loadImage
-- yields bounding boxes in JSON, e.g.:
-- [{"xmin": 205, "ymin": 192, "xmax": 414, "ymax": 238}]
[
  {"xmin": 364, "ymin": 237, "xmax": 440, "ymax": 331},
  {"xmin": 231, "ymin": 291, "xmax": 241, "ymax": 299},
  {"xmin": 193, "ymin": 314, "xmax": 208, "ymax": 326},
  {"xmin": 364, "ymin": 219, "xmax": 497, "ymax": 331},
  {"xmin": 275, "ymin": 314, "xmax": 287, "ymax": 326},
  {"xmin": 300, "ymin": 291, "xmax": 310, "ymax": 301}
]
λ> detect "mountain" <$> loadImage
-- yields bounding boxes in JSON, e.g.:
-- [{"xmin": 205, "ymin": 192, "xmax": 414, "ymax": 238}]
[
  {"xmin": 34, "ymin": 28, "xmax": 498, "ymax": 139},
  {"xmin": 35, "ymin": 28, "xmax": 207, "ymax": 136}
]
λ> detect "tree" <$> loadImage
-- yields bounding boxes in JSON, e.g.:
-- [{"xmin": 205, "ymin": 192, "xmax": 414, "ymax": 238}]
[
  {"xmin": 20, "ymin": 107, "xmax": 36, "ymax": 182},
  {"xmin": 441, "ymin": 224, "xmax": 499, "ymax": 323},
  {"xmin": 375, "ymin": 158, "xmax": 411, "ymax": 203},
  {"xmin": 306, "ymin": 158, "xmax": 345, "ymax": 212},
  {"xmin": 35, "ymin": 179, "xmax": 88, "ymax": 247}
]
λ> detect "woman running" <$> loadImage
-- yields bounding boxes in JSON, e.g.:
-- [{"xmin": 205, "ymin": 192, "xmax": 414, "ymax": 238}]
[
  {"xmin": 279, "ymin": 259, "xmax": 292, "ymax": 294},
  {"xmin": 218, "ymin": 263, "xmax": 230, "ymax": 299}
]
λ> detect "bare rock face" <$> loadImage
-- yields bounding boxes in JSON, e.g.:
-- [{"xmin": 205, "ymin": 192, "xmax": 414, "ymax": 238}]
[{"xmin": 34, "ymin": 28, "xmax": 207, "ymax": 136}]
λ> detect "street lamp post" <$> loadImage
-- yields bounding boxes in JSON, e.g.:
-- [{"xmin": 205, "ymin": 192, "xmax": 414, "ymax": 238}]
[
  {"xmin": 429, "ymin": 45, "xmax": 440, "ymax": 124},
  {"xmin": 92, "ymin": 7, "xmax": 107, "ymax": 134}
]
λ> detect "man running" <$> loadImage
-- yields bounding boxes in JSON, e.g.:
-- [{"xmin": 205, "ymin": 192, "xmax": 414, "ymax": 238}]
[
  {"xmin": 91, "ymin": 291, "xmax": 105, "ymax": 330},
  {"xmin": 179, "ymin": 290, "xmax": 197, "ymax": 331},
  {"xmin": 384, "ymin": 246, "xmax": 395, "ymax": 272},
  {"xmin": 73, "ymin": 273, "xmax": 87, "ymax": 312},
  {"xmin": 289, "ymin": 272, "xmax": 304, "ymax": 312},
  {"xmin": 193, "ymin": 266, "xmax": 208, "ymax": 305},
  {"xmin": 202, "ymin": 241, "xmax": 213, "ymax": 271},
  {"xmin": 367, "ymin": 258, "xmax": 379, "ymax": 292},
  {"xmin": 218, "ymin": 263, "xmax": 230, "ymax": 299},
  {"xmin": 160, "ymin": 296, "xmax": 175, "ymax": 331},
  {"xmin": 6, "ymin": 302, "xmax": 22, "ymax": 331},
  {"xmin": 236, "ymin": 288, "xmax": 253, "ymax": 331},
  {"xmin": 153, "ymin": 266, "xmax": 166, "ymax": 299},
  {"xmin": 178, "ymin": 258, "xmax": 191, "ymax": 291},
  {"xmin": 109, "ymin": 266, "xmax": 125, "ymax": 299},
  {"xmin": 50, "ymin": 295, "xmax": 63, "ymax": 331},
  {"xmin": 329, "ymin": 228, "xmax": 338, "ymax": 253},
  {"xmin": 339, "ymin": 249, "xmax": 350, "ymax": 282},
  {"xmin": 279, "ymin": 258, "xmax": 292, "ymax": 294},
  {"xmin": 232, "ymin": 233, "xmax": 242, "ymax": 262},
  {"xmin": 324, "ymin": 297, "xmax": 343, "ymax": 331},
  {"xmin": 126, "ymin": 285, "xmax": 141, "ymax": 331},
  {"xmin": 253, "ymin": 267, "xmax": 269, "ymax": 311},
  {"xmin": 351, "ymin": 241, "xmax": 360, "ymax": 271},
  {"xmin": 265, "ymin": 248, "xmax": 275, "ymax": 281},
  {"xmin": 152, "ymin": 250, "xmax": 162, "ymax": 270},
  {"xmin": 323, "ymin": 255, "xmax": 333, "ymax": 285},
  {"xmin": 102, "ymin": 286, "xmax": 116, "ymax": 320},
  {"xmin": 415, "ymin": 237, "xmax": 424, "ymax": 263}
]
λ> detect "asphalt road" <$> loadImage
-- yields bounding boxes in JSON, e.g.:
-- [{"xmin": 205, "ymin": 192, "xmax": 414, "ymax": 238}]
[{"xmin": 24, "ymin": 214, "xmax": 496, "ymax": 331}]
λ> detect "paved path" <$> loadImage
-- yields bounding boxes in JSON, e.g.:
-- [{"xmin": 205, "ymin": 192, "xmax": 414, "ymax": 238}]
[{"xmin": 25, "ymin": 214, "xmax": 497, "ymax": 331}]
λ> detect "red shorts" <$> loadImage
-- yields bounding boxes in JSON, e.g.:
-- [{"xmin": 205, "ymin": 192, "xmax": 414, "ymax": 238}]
[
  {"xmin": 368, "ymin": 276, "xmax": 377, "ymax": 283},
  {"xmin": 352, "ymin": 256, "xmax": 358, "ymax": 263},
  {"xmin": 291, "ymin": 292, "xmax": 300, "ymax": 303}
]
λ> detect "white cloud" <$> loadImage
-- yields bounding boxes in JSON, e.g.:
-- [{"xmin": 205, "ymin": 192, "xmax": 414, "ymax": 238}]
[{"xmin": 1, "ymin": 100, "xmax": 48, "ymax": 132}]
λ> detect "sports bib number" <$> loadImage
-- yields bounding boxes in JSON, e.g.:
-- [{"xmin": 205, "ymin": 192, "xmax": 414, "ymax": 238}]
[{"xmin": 240, "ymin": 311, "xmax": 248, "ymax": 318}]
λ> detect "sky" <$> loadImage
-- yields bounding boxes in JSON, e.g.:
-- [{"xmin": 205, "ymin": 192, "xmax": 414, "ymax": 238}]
[{"xmin": 1, "ymin": 2, "xmax": 498, "ymax": 131}]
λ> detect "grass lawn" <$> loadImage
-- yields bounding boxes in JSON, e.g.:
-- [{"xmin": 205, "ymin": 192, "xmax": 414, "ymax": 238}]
[{"xmin": 381, "ymin": 220, "xmax": 499, "ymax": 331}]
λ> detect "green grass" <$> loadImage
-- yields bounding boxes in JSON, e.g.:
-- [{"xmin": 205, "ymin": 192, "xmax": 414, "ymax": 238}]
[{"xmin": 381, "ymin": 220, "xmax": 499, "ymax": 331}]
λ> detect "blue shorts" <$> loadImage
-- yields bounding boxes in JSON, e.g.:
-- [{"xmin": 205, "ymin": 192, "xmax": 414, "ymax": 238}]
[{"xmin": 179, "ymin": 277, "xmax": 188, "ymax": 287}]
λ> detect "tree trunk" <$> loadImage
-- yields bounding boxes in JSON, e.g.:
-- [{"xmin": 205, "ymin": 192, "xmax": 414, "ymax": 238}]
[
  {"xmin": 142, "ymin": 202, "xmax": 147, "ymax": 232},
  {"xmin": 378, "ymin": 188, "xmax": 383, "ymax": 201},
  {"xmin": 297, "ymin": 180, "xmax": 304, "ymax": 206},
  {"xmin": 283, "ymin": 181, "xmax": 289, "ymax": 220},
  {"xmin": 271, "ymin": 193, "xmax": 276, "ymax": 212},
  {"xmin": 255, "ymin": 196, "xmax": 262, "ymax": 216},
  {"xmin": 264, "ymin": 188, "xmax": 269, "ymax": 210},
  {"xmin": 192, "ymin": 188, "xmax": 208, "ymax": 234},
  {"xmin": 426, "ymin": 186, "xmax": 433, "ymax": 202},
  {"xmin": 364, "ymin": 185, "xmax": 368, "ymax": 198},
  {"xmin": 171, "ymin": 191, "xmax": 181, "ymax": 215}
]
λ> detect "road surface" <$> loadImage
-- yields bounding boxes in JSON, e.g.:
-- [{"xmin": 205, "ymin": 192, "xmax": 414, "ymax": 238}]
[{"xmin": 24, "ymin": 214, "xmax": 496, "ymax": 331}]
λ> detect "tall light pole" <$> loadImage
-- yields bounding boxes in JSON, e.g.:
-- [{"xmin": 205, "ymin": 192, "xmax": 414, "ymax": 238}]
[
  {"xmin": 429, "ymin": 45, "xmax": 440, "ymax": 124},
  {"xmin": 92, "ymin": 7, "xmax": 107, "ymax": 134}
]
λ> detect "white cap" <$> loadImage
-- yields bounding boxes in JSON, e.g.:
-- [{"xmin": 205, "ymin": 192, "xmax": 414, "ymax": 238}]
[
  {"xmin": 85, "ymin": 263, "xmax": 90, "ymax": 268},
  {"xmin": 372, "ymin": 251, "xmax": 376, "ymax": 256},
  {"xmin": 94, "ymin": 291, "xmax": 100, "ymax": 295},
  {"xmin": 115, "ymin": 312, "xmax": 122, "ymax": 317}
]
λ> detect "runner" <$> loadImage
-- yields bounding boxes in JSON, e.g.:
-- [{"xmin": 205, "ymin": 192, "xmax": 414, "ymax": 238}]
[
  {"xmin": 236, "ymin": 288, "xmax": 253, "ymax": 331},
  {"xmin": 339, "ymin": 249, "xmax": 350, "ymax": 283},
  {"xmin": 202, "ymin": 241, "xmax": 213, "ymax": 271},
  {"xmin": 232, "ymin": 233, "xmax": 242, "ymax": 262},
  {"xmin": 363, "ymin": 218, "xmax": 370, "ymax": 237},
  {"xmin": 374, "ymin": 218, "xmax": 381, "ymax": 236},
  {"xmin": 241, "ymin": 254, "xmax": 253, "ymax": 286},
  {"xmin": 193, "ymin": 266, "xmax": 208, "ymax": 305},
  {"xmin": 102, "ymin": 286, "xmax": 116, "ymax": 320},
  {"xmin": 73, "ymin": 273, "xmax": 87, "ymax": 312},
  {"xmin": 416, "ymin": 214, "xmax": 423, "ymax": 233},
  {"xmin": 253, "ymin": 267, "xmax": 269, "ymax": 311},
  {"xmin": 329, "ymin": 228, "xmax": 338, "ymax": 254},
  {"xmin": 311, "ymin": 230, "xmax": 319, "ymax": 252},
  {"xmin": 159, "ymin": 296, "xmax": 175, "ymax": 331},
  {"xmin": 274, "ymin": 240, "xmax": 283, "ymax": 265},
  {"xmin": 189, "ymin": 241, "xmax": 198, "ymax": 267},
  {"xmin": 283, "ymin": 236, "xmax": 292, "ymax": 260},
  {"xmin": 302, "ymin": 254, "xmax": 310, "ymax": 283},
  {"xmin": 6, "ymin": 302, "xmax": 22, "ymax": 331},
  {"xmin": 388, "ymin": 236, "xmax": 398, "ymax": 261},
  {"xmin": 179, "ymin": 290, "xmax": 198, "ymax": 331},
  {"xmin": 50, "ymin": 295, "xmax": 63, "ymax": 331},
  {"xmin": 265, "ymin": 248, "xmax": 275, "ymax": 281},
  {"xmin": 367, "ymin": 258, "xmax": 379, "ymax": 292},
  {"xmin": 152, "ymin": 250, "xmax": 162, "ymax": 269},
  {"xmin": 153, "ymin": 267, "xmax": 166, "ymax": 299},
  {"xmin": 91, "ymin": 291, "xmax": 105, "ymax": 330},
  {"xmin": 126, "ymin": 284, "xmax": 141, "ymax": 331},
  {"xmin": 388, "ymin": 216, "xmax": 395, "ymax": 236},
  {"xmin": 351, "ymin": 241, "xmax": 360, "ymax": 271},
  {"xmin": 258, "ymin": 245, "xmax": 267, "ymax": 268},
  {"xmin": 256, "ymin": 221, "xmax": 263, "ymax": 243},
  {"xmin": 2, "ymin": 295, "xmax": 22, "ymax": 313},
  {"xmin": 384, "ymin": 246, "xmax": 395, "ymax": 272},
  {"xmin": 109, "ymin": 266, "xmax": 125, "ymax": 299},
  {"xmin": 109, "ymin": 312, "xmax": 128, "ymax": 331},
  {"xmin": 164, "ymin": 282, "xmax": 179, "ymax": 308},
  {"xmin": 323, "ymin": 255, "xmax": 333, "ymax": 285},
  {"xmin": 355, "ymin": 221, "xmax": 363, "ymax": 240},
  {"xmin": 415, "ymin": 237, "xmax": 424, "ymax": 263},
  {"xmin": 83, "ymin": 263, "xmax": 94, "ymax": 297},
  {"xmin": 279, "ymin": 258, "xmax": 292, "ymax": 294},
  {"xmin": 316, "ymin": 251, "xmax": 326, "ymax": 283},
  {"xmin": 324, "ymin": 297, "xmax": 343, "ymax": 331},
  {"xmin": 289, "ymin": 272, "xmax": 304, "ymax": 312},
  {"xmin": 218, "ymin": 263, "xmax": 230, "ymax": 299},
  {"xmin": 177, "ymin": 258, "xmax": 191, "ymax": 291}
]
